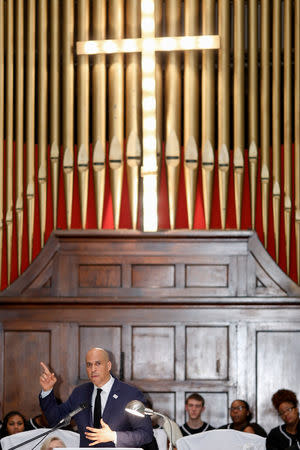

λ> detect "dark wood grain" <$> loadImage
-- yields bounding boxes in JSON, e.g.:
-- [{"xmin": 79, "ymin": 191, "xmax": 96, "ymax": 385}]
[{"xmin": 0, "ymin": 230, "xmax": 299, "ymax": 432}]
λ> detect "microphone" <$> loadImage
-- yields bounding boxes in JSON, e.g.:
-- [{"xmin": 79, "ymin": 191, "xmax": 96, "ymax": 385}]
[
  {"xmin": 57, "ymin": 402, "xmax": 89, "ymax": 426},
  {"xmin": 7, "ymin": 403, "xmax": 90, "ymax": 450}
]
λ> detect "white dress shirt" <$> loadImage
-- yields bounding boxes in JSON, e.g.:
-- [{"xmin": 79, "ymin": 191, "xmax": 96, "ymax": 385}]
[
  {"xmin": 91, "ymin": 375, "xmax": 115, "ymax": 422},
  {"xmin": 41, "ymin": 375, "xmax": 117, "ymax": 444}
]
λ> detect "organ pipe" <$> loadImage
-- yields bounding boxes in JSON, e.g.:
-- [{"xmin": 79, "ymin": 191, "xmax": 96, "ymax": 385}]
[
  {"xmin": 218, "ymin": 0, "xmax": 230, "ymax": 230},
  {"xmin": 92, "ymin": 0, "xmax": 106, "ymax": 230},
  {"xmin": 108, "ymin": 0, "xmax": 124, "ymax": 230},
  {"xmin": 184, "ymin": 0, "xmax": 200, "ymax": 230},
  {"xmin": 0, "ymin": 1, "xmax": 299, "ymax": 288},
  {"xmin": 15, "ymin": 0, "xmax": 24, "ymax": 275}
]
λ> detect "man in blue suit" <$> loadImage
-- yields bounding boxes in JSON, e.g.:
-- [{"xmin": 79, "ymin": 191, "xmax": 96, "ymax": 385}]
[{"xmin": 39, "ymin": 347, "xmax": 153, "ymax": 448}]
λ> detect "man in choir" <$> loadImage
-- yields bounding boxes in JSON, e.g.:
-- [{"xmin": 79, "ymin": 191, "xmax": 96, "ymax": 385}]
[
  {"xmin": 39, "ymin": 347, "xmax": 153, "ymax": 448},
  {"xmin": 180, "ymin": 393, "xmax": 214, "ymax": 436}
]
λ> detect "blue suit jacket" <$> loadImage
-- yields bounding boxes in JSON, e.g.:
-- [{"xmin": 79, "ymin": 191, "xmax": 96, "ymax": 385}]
[{"xmin": 39, "ymin": 378, "xmax": 153, "ymax": 448}]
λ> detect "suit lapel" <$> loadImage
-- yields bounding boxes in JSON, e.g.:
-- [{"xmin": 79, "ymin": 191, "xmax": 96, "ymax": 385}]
[
  {"xmin": 84, "ymin": 382, "xmax": 94, "ymax": 426},
  {"xmin": 102, "ymin": 378, "xmax": 120, "ymax": 422}
]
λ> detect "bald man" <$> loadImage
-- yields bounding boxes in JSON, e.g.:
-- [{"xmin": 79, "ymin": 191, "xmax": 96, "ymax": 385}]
[{"xmin": 39, "ymin": 348, "xmax": 153, "ymax": 448}]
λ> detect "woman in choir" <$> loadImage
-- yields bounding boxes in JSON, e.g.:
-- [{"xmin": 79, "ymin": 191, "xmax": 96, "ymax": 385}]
[
  {"xmin": 219, "ymin": 399, "xmax": 267, "ymax": 437},
  {"xmin": 0, "ymin": 410, "xmax": 30, "ymax": 450},
  {"xmin": 267, "ymin": 389, "xmax": 300, "ymax": 449},
  {"xmin": 0, "ymin": 411, "xmax": 27, "ymax": 439}
]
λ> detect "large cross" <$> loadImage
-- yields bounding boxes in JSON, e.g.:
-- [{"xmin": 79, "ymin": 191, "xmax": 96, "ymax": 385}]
[{"xmin": 77, "ymin": 0, "xmax": 220, "ymax": 231}]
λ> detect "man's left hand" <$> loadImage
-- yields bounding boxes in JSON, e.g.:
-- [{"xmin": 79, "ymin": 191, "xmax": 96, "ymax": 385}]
[{"xmin": 85, "ymin": 419, "xmax": 116, "ymax": 446}]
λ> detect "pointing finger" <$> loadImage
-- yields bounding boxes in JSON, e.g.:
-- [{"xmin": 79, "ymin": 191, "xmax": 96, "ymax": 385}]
[{"xmin": 40, "ymin": 362, "xmax": 51, "ymax": 374}]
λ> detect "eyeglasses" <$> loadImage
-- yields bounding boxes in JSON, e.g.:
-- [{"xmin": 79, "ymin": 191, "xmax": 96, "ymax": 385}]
[
  {"xmin": 229, "ymin": 406, "xmax": 246, "ymax": 412},
  {"xmin": 278, "ymin": 407, "xmax": 295, "ymax": 417}
]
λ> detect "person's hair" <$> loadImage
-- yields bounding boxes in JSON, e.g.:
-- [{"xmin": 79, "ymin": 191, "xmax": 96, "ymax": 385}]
[
  {"xmin": 144, "ymin": 396, "xmax": 153, "ymax": 410},
  {"xmin": 40, "ymin": 436, "xmax": 66, "ymax": 450},
  {"xmin": 231, "ymin": 399, "xmax": 253, "ymax": 422},
  {"xmin": 185, "ymin": 393, "xmax": 205, "ymax": 407},
  {"xmin": 0, "ymin": 411, "xmax": 28, "ymax": 438},
  {"xmin": 271, "ymin": 389, "xmax": 299, "ymax": 411}
]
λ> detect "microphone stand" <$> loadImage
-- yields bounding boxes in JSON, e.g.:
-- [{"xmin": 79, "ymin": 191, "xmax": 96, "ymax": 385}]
[
  {"xmin": 144, "ymin": 410, "xmax": 173, "ymax": 450},
  {"xmin": 156, "ymin": 414, "xmax": 173, "ymax": 450},
  {"xmin": 7, "ymin": 418, "xmax": 72, "ymax": 450}
]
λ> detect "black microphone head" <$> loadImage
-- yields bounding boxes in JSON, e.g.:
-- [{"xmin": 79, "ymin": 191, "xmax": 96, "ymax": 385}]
[
  {"xmin": 56, "ymin": 402, "xmax": 90, "ymax": 427},
  {"xmin": 68, "ymin": 402, "xmax": 90, "ymax": 419},
  {"xmin": 80, "ymin": 402, "xmax": 89, "ymax": 410}
]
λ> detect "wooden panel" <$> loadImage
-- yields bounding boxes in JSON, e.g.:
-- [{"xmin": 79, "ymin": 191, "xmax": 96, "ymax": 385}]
[
  {"xmin": 3, "ymin": 330, "xmax": 50, "ymax": 415},
  {"xmin": 256, "ymin": 330, "xmax": 300, "ymax": 432},
  {"xmin": 79, "ymin": 264, "xmax": 121, "ymax": 288},
  {"xmin": 186, "ymin": 326, "xmax": 228, "ymax": 380},
  {"xmin": 132, "ymin": 265, "xmax": 175, "ymax": 288},
  {"xmin": 55, "ymin": 254, "xmax": 78, "ymax": 297},
  {"xmin": 184, "ymin": 392, "xmax": 229, "ymax": 428},
  {"xmin": 2, "ymin": 231, "xmax": 299, "ymax": 300},
  {"xmin": 147, "ymin": 392, "xmax": 176, "ymax": 420},
  {"xmin": 0, "ymin": 309, "xmax": 300, "ymax": 435},
  {"xmin": 132, "ymin": 327, "xmax": 175, "ymax": 379},
  {"xmin": 185, "ymin": 264, "xmax": 228, "ymax": 287},
  {"xmin": 79, "ymin": 326, "xmax": 122, "ymax": 378},
  {"xmin": 0, "ymin": 230, "xmax": 299, "ymax": 434}
]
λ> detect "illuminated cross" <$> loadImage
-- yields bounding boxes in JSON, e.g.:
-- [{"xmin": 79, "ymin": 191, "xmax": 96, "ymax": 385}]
[{"xmin": 77, "ymin": 0, "xmax": 220, "ymax": 231}]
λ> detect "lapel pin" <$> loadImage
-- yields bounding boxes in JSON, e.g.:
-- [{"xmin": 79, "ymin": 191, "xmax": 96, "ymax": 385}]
[{"xmin": 113, "ymin": 394, "xmax": 118, "ymax": 399}]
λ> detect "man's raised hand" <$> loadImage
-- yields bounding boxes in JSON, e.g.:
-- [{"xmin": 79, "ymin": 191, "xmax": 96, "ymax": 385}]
[{"xmin": 40, "ymin": 361, "xmax": 57, "ymax": 391}]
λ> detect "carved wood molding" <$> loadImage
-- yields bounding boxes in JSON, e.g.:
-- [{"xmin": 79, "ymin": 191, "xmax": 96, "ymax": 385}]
[{"xmin": 1, "ymin": 230, "xmax": 299, "ymax": 304}]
